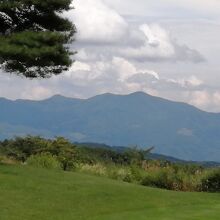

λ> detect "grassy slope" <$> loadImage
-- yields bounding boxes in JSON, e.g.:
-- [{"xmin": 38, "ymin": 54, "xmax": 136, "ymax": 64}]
[{"xmin": 0, "ymin": 165, "xmax": 219, "ymax": 220}]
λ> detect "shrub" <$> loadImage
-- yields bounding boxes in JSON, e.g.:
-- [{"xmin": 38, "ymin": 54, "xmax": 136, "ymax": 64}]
[
  {"xmin": 27, "ymin": 153, "xmax": 61, "ymax": 169},
  {"xmin": 141, "ymin": 169, "xmax": 182, "ymax": 190},
  {"xmin": 116, "ymin": 167, "xmax": 132, "ymax": 182},
  {"xmin": 200, "ymin": 170, "xmax": 220, "ymax": 192},
  {"xmin": 129, "ymin": 165, "xmax": 143, "ymax": 182},
  {"xmin": 106, "ymin": 166, "xmax": 132, "ymax": 182},
  {"xmin": 140, "ymin": 174, "xmax": 154, "ymax": 187},
  {"xmin": 58, "ymin": 156, "xmax": 76, "ymax": 171},
  {"xmin": 0, "ymin": 155, "xmax": 19, "ymax": 165},
  {"xmin": 78, "ymin": 163, "xmax": 107, "ymax": 176},
  {"xmin": 151, "ymin": 170, "xmax": 173, "ymax": 189}
]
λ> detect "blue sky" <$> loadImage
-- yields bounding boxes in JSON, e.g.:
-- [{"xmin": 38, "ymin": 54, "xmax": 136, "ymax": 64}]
[{"xmin": 0, "ymin": 0, "xmax": 220, "ymax": 112}]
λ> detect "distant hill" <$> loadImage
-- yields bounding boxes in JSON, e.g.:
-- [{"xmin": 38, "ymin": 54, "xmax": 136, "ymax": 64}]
[
  {"xmin": 75, "ymin": 142, "xmax": 220, "ymax": 167},
  {"xmin": 0, "ymin": 92, "xmax": 220, "ymax": 162}
]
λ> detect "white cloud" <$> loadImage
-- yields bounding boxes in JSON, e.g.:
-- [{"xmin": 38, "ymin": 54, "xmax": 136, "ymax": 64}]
[
  {"xmin": 112, "ymin": 57, "xmax": 137, "ymax": 81},
  {"xmin": 66, "ymin": 0, "xmax": 204, "ymax": 63},
  {"xmin": 20, "ymin": 87, "xmax": 53, "ymax": 100},
  {"xmin": 65, "ymin": 0, "xmax": 129, "ymax": 44},
  {"xmin": 213, "ymin": 92, "xmax": 220, "ymax": 106},
  {"xmin": 119, "ymin": 24, "xmax": 174, "ymax": 61},
  {"xmin": 122, "ymin": 24, "xmax": 204, "ymax": 62},
  {"xmin": 70, "ymin": 61, "xmax": 91, "ymax": 72},
  {"xmin": 182, "ymin": 90, "xmax": 220, "ymax": 112},
  {"xmin": 166, "ymin": 76, "xmax": 203, "ymax": 89},
  {"xmin": 185, "ymin": 76, "xmax": 203, "ymax": 87},
  {"xmin": 189, "ymin": 91, "xmax": 210, "ymax": 108}
]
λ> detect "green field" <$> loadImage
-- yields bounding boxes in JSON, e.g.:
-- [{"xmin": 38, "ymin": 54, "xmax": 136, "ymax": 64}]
[{"xmin": 0, "ymin": 164, "xmax": 219, "ymax": 220}]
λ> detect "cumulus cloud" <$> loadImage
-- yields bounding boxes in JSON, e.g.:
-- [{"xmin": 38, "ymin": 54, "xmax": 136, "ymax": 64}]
[
  {"xmin": 189, "ymin": 90, "xmax": 210, "ymax": 108},
  {"xmin": 165, "ymin": 76, "xmax": 204, "ymax": 89},
  {"xmin": 65, "ymin": 0, "xmax": 129, "ymax": 44},
  {"xmin": 0, "ymin": 57, "xmax": 161, "ymax": 100},
  {"xmin": 20, "ymin": 87, "xmax": 53, "ymax": 100},
  {"xmin": 65, "ymin": 0, "xmax": 205, "ymax": 63},
  {"xmin": 181, "ymin": 90, "xmax": 220, "ymax": 112},
  {"xmin": 70, "ymin": 61, "xmax": 91, "ymax": 72},
  {"xmin": 54, "ymin": 57, "xmax": 206, "ymax": 100},
  {"xmin": 60, "ymin": 57, "xmax": 157, "ymax": 88},
  {"xmin": 118, "ymin": 24, "xmax": 205, "ymax": 62},
  {"xmin": 118, "ymin": 24, "xmax": 175, "ymax": 61}
]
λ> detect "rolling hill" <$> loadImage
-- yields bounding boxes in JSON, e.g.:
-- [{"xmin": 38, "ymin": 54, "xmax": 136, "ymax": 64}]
[
  {"xmin": 0, "ymin": 92, "xmax": 220, "ymax": 161},
  {"xmin": 0, "ymin": 164, "xmax": 220, "ymax": 220}
]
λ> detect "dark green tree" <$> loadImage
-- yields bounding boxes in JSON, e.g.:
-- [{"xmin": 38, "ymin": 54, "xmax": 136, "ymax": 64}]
[{"xmin": 0, "ymin": 0, "xmax": 76, "ymax": 78}]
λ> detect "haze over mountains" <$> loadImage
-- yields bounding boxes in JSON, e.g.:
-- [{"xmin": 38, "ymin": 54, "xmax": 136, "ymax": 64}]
[{"xmin": 0, "ymin": 92, "xmax": 220, "ymax": 162}]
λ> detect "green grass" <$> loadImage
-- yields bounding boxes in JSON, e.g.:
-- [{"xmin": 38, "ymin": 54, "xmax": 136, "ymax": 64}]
[{"xmin": 0, "ymin": 164, "xmax": 219, "ymax": 220}]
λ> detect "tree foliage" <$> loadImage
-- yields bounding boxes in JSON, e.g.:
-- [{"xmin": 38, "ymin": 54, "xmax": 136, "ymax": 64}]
[
  {"xmin": 0, "ymin": 0, "xmax": 76, "ymax": 78},
  {"xmin": 201, "ymin": 170, "xmax": 220, "ymax": 192}
]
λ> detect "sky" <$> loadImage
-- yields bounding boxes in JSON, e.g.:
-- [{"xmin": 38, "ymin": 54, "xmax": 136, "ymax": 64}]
[{"xmin": 0, "ymin": 0, "xmax": 220, "ymax": 112}]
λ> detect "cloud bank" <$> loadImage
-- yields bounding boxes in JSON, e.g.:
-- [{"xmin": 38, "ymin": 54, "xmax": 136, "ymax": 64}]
[{"xmin": 65, "ymin": 0, "xmax": 205, "ymax": 63}]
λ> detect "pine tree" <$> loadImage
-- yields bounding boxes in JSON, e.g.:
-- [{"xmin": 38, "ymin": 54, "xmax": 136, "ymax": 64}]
[{"xmin": 0, "ymin": 0, "xmax": 76, "ymax": 78}]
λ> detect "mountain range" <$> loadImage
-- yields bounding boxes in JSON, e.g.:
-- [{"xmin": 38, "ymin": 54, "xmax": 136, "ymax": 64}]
[{"xmin": 0, "ymin": 92, "xmax": 220, "ymax": 162}]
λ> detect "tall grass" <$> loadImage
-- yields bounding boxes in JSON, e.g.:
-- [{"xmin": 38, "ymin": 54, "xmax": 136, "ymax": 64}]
[{"xmin": 76, "ymin": 160, "xmax": 219, "ymax": 192}]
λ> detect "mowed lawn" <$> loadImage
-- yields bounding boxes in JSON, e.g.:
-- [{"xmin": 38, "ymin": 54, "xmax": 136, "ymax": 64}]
[{"xmin": 0, "ymin": 164, "xmax": 219, "ymax": 220}]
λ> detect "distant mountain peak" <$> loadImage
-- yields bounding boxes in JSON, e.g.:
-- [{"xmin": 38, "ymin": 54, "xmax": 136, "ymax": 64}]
[
  {"xmin": 45, "ymin": 94, "xmax": 76, "ymax": 102},
  {"xmin": 129, "ymin": 91, "xmax": 147, "ymax": 95},
  {"xmin": 88, "ymin": 91, "xmax": 151, "ymax": 100},
  {"xmin": 126, "ymin": 91, "xmax": 152, "ymax": 97},
  {"xmin": 49, "ymin": 94, "xmax": 66, "ymax": 99}
]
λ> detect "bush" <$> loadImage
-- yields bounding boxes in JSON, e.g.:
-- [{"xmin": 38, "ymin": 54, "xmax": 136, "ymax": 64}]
[
  {"xmin": 0, "ymin": 155, "xmax": 19, "ymax": 165},
  {"xmin": 27, "ymin": 153, "xmax": 61, "ymax": 169},
  {"xmin": 78, "ymin": 163, "xmax": 107, "ymax": 176},
  {"xmin": 130, "ymin": 165, "xmax": 143, "ymax": 182},
  {"xmin": 58, "ymin": 156, "xmax": 76, "ymax": 171},
  {"xmin": 200, "ymin": 170, "xmax": 220, "ymax": 192},
  {"xmin": 152, "ymin": 170, "xmax": 173, "ymax": 189},
  {"xmin": 105, "ymin": 166, "xmax": 132, "ymax": 182},
  {"xmin": 141, "ymin": 169, "xmax": 182, "ymax": 190}
]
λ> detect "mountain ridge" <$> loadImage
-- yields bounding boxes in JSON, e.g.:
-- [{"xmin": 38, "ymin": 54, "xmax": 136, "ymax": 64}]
[
  {"xmin": 4, "ymin": 92, "xmax": 219, "ymax": 114},
  {"xmin": 0, "ymin": 92, "xmax": 220, "ymax": 162}
]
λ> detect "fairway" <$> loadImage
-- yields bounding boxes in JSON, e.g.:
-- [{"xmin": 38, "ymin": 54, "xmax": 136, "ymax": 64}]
[{"xmin": 0, "ymin": 165, "xmax": 219, "ymax": 220}]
